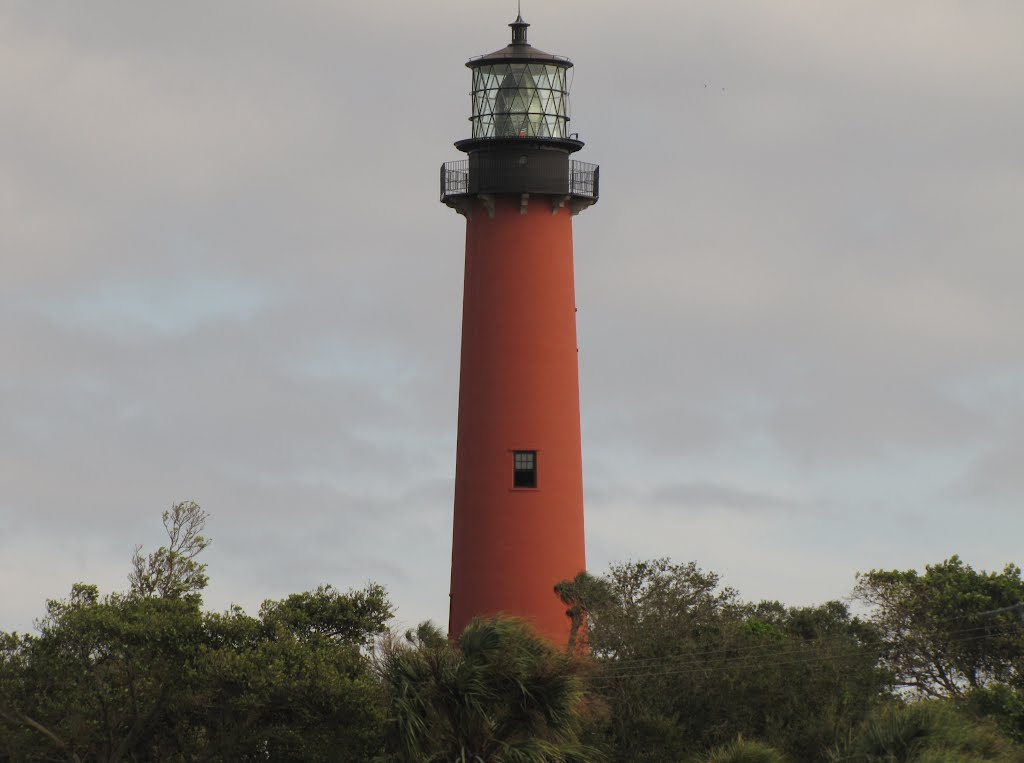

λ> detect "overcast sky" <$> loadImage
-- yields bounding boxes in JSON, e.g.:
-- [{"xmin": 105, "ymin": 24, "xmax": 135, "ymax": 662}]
[{"xmin": 3, "ymin": 0, "xmax": 1023, "ymax": 634}]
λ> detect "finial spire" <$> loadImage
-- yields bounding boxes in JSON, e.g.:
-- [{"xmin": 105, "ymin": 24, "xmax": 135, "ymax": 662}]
[{"xmin": 509, "ymin": 7, "xmax": 529, "ymax": 45}]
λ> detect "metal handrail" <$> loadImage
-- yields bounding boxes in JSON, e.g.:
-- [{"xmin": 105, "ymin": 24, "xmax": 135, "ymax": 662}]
[
  {"xmin": 440, "ymin": 158, "xmax": 598, "ymax": 202},
  {"xmin": 569, "ymin": 160, "xmax": 598, "ymax": 199},
  {"xmin": 440, "ymin": 160, "xmax": 470, "ymax": 200}
]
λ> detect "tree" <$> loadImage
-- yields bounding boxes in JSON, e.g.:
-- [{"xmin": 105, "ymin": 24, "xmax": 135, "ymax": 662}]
[
  {"xmin": 853, "ymin": 556, "xmax": 1024, "ymax": 699},
  {"xmin": 0, "ymin": 503, "xmax": 393, "ymax": 761},
  {"xmin": 188, "ymin": 594, "xmax": 390, "ymax": 761},
  {"xmin": 128, "ymin": 500, "xmax": 210, "ymax": 600},
  {"xmin": 0, "ymin": 584, "xmax": 207, "ymax": 761},
  {"xmin": 554, "ymin": 570, "xmax": 613, "ymax": 655},
  {"xmin": 376, "ymin": 616, "xmax": 602, "ymax": 762},
  {"xmin": 260, "ymin": 582, "xmax": 391, "ymax": 645},
  {"xmin": 582, "ymin": 558, "xmax": 743, "ymax": 761},
  {"xmin": 582, "ymin": 559, "xmax": 887, "ymax": 762}
]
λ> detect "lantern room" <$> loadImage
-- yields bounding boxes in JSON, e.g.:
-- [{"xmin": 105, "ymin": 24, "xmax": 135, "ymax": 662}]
[
  {"xmin": 440, "ymin": 14, "xmax": 599, "ymax": 214},
  {"xmin": 468, "ymin": 16, "xmax": 572, "ymax": 140}
]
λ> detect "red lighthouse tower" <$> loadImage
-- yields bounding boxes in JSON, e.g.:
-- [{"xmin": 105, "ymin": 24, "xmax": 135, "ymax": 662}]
[{"xmin": 441, "ymin": 14, "xmax": 599, "ymax": 645}]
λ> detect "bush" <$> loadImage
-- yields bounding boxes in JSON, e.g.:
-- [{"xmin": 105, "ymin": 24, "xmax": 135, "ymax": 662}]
[
  {"xmin": 962, "ymin": 685, "xmax": 1024, "ymax": 745},
  {"xmin": 703, "ymin": 738, "xmax": 789, "ymax": 763},
  {"xmin": 829, "ymin": 701, "xmax": 1021, "ymax": 763}
]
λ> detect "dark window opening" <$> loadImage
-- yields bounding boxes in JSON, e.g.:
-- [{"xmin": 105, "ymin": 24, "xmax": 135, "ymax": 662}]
[{"xmin": 513, "ymin": 450, "xmax": 537, "ymax": 488}]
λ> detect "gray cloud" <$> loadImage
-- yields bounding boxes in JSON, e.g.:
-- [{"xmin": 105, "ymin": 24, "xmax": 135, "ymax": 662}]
[
  {"xmin": 3, "ymin": 0, "xmax": 1023, "ymax": 631},
  {"xmin": 649, "ymin": 481, "xmax": 804, "ymax": 514}
]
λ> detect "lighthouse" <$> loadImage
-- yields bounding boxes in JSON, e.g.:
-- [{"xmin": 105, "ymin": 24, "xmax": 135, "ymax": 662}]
[{"xmin": 441, "ymin": 13, "xmax": 599, "ymax": 645}]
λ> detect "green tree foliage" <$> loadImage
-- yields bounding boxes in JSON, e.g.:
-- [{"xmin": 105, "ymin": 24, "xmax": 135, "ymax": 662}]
[
  {"xmin": 0, "ymin": 503, "xmax": 392, "ymax": 762},
  {"xmin": 128, "ymin": 500, "xmax": 210, "ymax": 600},
  {"xmin": 554, "ymin": 570, "xmax": 613, "ymax": 655},
  {"xmin": 828, "ymin": 701, "xmax": 1022, "ymax": 763},
  {"xmin": 582, "ymin": 559, "xmax": 887, "ymax": 762},
  {"xmin": 963, "ymin": 684, "xmax": 1024, "ymax": 745},
  {"xmin": 376, "ymin": 616, "xmax": 602, "ymax": 762},
  {"xmin": 5, "ymin": 509, "xmax": 1024, "ymax": 763},
  {"xmin": 853, "ymin": 556, "xmax": 1024, "ymax": 699},
  {"xmin": 187, "ymin": 597, "xmax": 390, "ymax": 761},
  {"xmin": 260, "ymin": 582, "xmax": 391, "ymax": 645}
]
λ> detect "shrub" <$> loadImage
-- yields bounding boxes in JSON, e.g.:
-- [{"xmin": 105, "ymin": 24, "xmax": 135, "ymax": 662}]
[
  {"xmin": 830, "ymin": 701, "xmax": 1020, "ymax": 763},
  {"xmin": 703, "ymin": 738, "xmax": 789, "ymax": 763}
]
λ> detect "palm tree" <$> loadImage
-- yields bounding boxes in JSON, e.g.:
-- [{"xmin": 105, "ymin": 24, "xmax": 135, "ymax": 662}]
[
  {"xmin": 554, "ymin": 571, "xmax": 612, "ymax": 655},
  {"xmin": 828, "ymin": 701, "xmax": 1019, "ymax": 763},
  {"xmin": 376, "ymin": 616, "xmax": 602, "ymax": 762}
]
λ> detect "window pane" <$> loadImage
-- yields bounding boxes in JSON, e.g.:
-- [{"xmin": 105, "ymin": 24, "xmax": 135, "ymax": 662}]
[
  {"xmin": 470, "ymin": 63, "xmax": 569, "ymax": 139},
  {"xmin": 512, "ymin": 451, "xmax": 537, "ymax": 488}
]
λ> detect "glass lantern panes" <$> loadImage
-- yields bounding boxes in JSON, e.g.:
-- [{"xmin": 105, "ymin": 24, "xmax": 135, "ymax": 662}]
[{"xmin": 470, "ymin": 63, "xmax": 570, "ymax": 139}]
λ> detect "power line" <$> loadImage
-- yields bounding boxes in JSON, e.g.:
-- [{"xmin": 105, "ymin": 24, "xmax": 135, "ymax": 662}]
[
  {"xmin": 591, "ymin": 634, "xmax": 1018, "ymax": 686},
  {"xmin": 592, "ymin": 618, "xmax": 1020, "ymax": 676},
  {"xmin": 588, "ymin": 625, "xmax": 1022, "ymax": 683},
  {"xmin": 976, "ymin": 602, "xmax": 1024, "ymax": 623}
]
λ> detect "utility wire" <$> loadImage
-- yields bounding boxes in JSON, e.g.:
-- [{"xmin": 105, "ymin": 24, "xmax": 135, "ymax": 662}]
[
  {"xmin": 588, "ymin": 626, "xmax": 1021, "ymax": 684},
  {"xmin": 588, "ymin": 602, "xmax": 1024, "ymax": 675},
  {"xmin": 592, "ymin": 619, "xmax": 1019, "ymax": 675},
  {"xmin": 596, "ymin": 629, "xmax": 1016, "ymax": 683},
  {"xmin": 976, "ymin": 602, "xmax": 1024, "ymax": 622},
  {"xmin": 595, "ymin": 621, "xmax": 1020, "ymax": 677}
]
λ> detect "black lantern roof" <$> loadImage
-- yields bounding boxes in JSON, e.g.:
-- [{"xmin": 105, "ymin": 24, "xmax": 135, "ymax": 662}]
[{"xmin": 466, "ymin": 14, "xmax": 573, "ymax": 68}]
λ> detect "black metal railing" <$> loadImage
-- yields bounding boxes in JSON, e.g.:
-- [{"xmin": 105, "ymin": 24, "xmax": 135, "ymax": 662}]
[
  {"xmin": 440, "ymin": 160, "xmax": 470, "ymax": 199},
  {"xmin": 440, "ymin": 159, "xmax": 599, "ymax": 202},
  {"xmin": 570, "ymin": 160, "xmax": 599, "ymax": 199}
]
